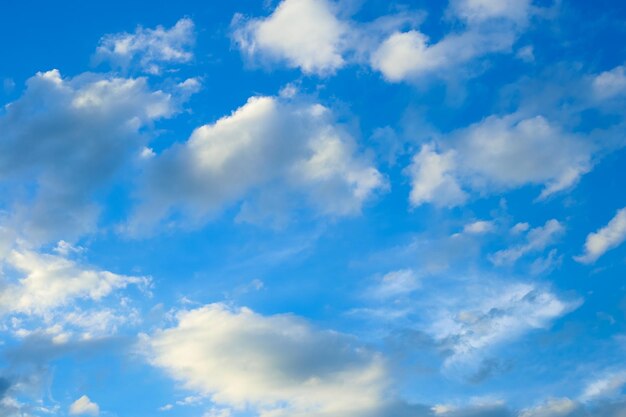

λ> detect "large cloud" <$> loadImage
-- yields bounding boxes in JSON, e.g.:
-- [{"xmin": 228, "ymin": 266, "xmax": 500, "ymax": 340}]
[
  {"xmin": 0, "ymin": 69, "xmax": 177, "ymax": 242},
  {"xmin": 129, "ymin": 94, "xmax": 384, "ymax": 232},
  {"xmin": 407, "ymin": 115, "xmax": 593, "ymax": 206},
  {"xmin": 145, "ymin": 303, "xmax": 388, "ymax": 417}
]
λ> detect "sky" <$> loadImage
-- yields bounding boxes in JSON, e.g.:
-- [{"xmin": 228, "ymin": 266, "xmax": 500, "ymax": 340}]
[{"xmin": 1, "ymin": 0, "xmax": 626, "ymax": 416}]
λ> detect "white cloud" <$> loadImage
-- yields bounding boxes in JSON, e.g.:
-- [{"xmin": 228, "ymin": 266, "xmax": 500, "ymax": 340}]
[
  {"xmin": 519, "ymin": 398, "xmax": 580, "ymax": 417},
  {"xmin": 69, "ymin": 395, "xmax": 99, "ymax": 416},
  {"xmin": 370, "ymin": 28, "xmax": 515, "ymax": 82},
  {"xmin": 580, "ymin": 370, "xmax": 626, "ymax": 402},
  {"xmin": 233, "ymin": 0, "xmax": 349, "ymax": 75},
  {"xmin": 129, "ymin": 94, "xmax": 384, "ymax": 232},
  {"xmin": 490, "ymin": 219, "xmax": 564, "ymax": 266},
  {"xmin": 145, "ymin": 303, "xmax": 388, "ymax": 417},
  {"xmin": 575, "ymin": 207, "xmax": 626, "ymax": 264},
  {"xmin": 233, "ymin": 0, "xmax": 531, "ymax": 82},
  {"xmin": 426, "ymin": 281, "xmax": 579, "ymax": 372},
  {"xmin": 368, "ymin": 269, "xmax": 421, "ymax": 299},
  {"xmin": 0, "ymin": 248, "xmax": 148, "ymax": 317},
  {"xmin": 407, "ymin": 144, "xmax": 467, "ymax": 208},
  {"xmin": 463, "ymin": 220, "xmax": 495, "ymax": 234},
  {"xmin": 592, "ymin": 65, "xmax": 626, "ymax": 100},
  {"xmin": 448, "ymin": 0, "xmax": 532, "ymax": 24},
  {"xmin": 95, "ymin": 18, "xmax": 195, "ymax": 74},
  {"xmin": 456, "ymin": 116, "xmax": 592, "ymax": 198},
  {"xmin": 407, "ymin": 115, "xmax": 593, "ymax": 206},
  {"xmin": 0, "ymin": 69, "xmax": 176, "ymax": 243}
]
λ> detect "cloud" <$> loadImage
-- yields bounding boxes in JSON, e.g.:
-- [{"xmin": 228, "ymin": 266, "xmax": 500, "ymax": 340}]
[
  {"xmin": 580, "ymin": 370, "xmax": 626, "ymax": 402},
  {"xmin": 95, "ymin": 18, "xmax": 195, "ymax": 74},
  {"xmin": 448, "ymin": 0, "xmax": 532, "ymax": 24},
  {"xmin": 233, "ymin": 0, "xmax": 349, "ymax": 75},
  {"xmin": 233, "ymin": 0, "xmax": 531, "ymax": 82},
  {"xmin": 426, "ymin": 281, "xmax": 580, "ymax": 374},
  {"xmin": 370, "ymin": 27, "xmax": 516, "ymax": 82},
  {"xmin": 518, "ymin": 398, "xmax": 581, "ymax": 417},
  {"xmin": 489, "ymin": 219, "xmax": 565, "ymax": 266},
  {"xmin": 575, "ymin": 207, "xmax": 626, "ymax": 264},
  {"xmin": 0, "ymin": 69, "xmax": 177, "ymax": 243},
  {"xmin": 0, "ymin": 248, "xmax": 148, "ymax": 317},
  {"xmin": 129, "ymin": 94, "xmax": 384, "ymax": 232},
  {"xmin": 69, "ymin": 395, "xmax": 100, "ymax": 416},
  {"xmin": 145, "ymin": 303, "xmax": 388, "ymax": 417},
  {"xmin": 592, "ymin": 65, "xmax": 626, "ymax": 100},
  {"xmin": 406, "ymin": 144, "xmax": 467, "ymax": 208},
  {"xmin": 407, "ymin": 115, "xmax": 593, "ymax": 206},
  {"xmin": 463, "ymin": 220, "xmax": 495, "ymax": 234}
]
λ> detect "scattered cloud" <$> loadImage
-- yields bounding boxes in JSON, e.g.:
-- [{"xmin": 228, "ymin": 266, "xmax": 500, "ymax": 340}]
[
  {"xmin": 69, "ymin": 395, "xmax": 100, "ymax": 416},
  {"xmin": 490, "ymin": 219, "xmax": 565, "ymax": 266},
  {"xmin": 95, "ymin": 18, "xmax": 195, "ymax": 74},
  {"xmin": 575, "ymin": 207, "xmax": 626, "ymax": 264}
]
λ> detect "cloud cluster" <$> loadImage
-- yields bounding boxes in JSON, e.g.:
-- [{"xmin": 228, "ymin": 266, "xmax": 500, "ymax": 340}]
[
  {"xmin": 130, "ymin": 94, "xmax": 384, "ymax": 232},
  {"xmin": 233, "ymin": 0, "xmax": 531, "ymax": 81},
  {"xmin": 145, "ymin": 303, "xmax": 388, "ymax": 417},
  {"xmin": 95, "ymin": 18, "xmax": 195, "ymax": 74}
]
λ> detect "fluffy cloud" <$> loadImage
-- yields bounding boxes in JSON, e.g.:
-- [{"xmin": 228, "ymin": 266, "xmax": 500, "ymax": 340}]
[
  {"xmin": 233, "ymin": 0, "xmax": 349, "ymax": 75},
  {"xmin": 575, "ymin": 207, "xmax": 626, "ymax": 264},
  {"xmin": 95, "ymin": 18, "xmax": 195, "ymax": 74},
  {"xmin": 370, "ymin": 27, "xmax": 515, "ymax": 82},
  {"xmin": 0, "ymin": 247, "xmax": 147, "ymax": 317},
  {"xmin": 233, "ymin": 0, "xmax": 530, "ymax": 82},
  {"xmin": 130, "ymin": 94, "xmax": 384, "ymax": 232},
  {"xmin": 406, "ymin": 144, "xmax": 467, "ymax": 208},
  {"xmin": 0, "ymin": 69, "xmax": 176, "ymax": 243},
  {"xmin": 407, "ymin": 115, "xmax": 593, "ymax": 206},
  {"xmin": 145, "ymin": 303, "xmax": 388, "ymax": 417},
  {"xmin": 490, "ymin": 219, "xmax": 565, "ymax": 266},
  {"xmin": 69, "ymin": 395, "xmax": 100, "ymax": 416},
  {"xmin": 518, "ymin": 398, "xmax": 580, "ymax": 417}
]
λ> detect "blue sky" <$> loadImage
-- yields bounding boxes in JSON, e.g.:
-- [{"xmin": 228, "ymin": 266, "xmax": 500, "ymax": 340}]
[{"xmin": 1, "ymin": 0, "xmax": 626, "ymax": 416}]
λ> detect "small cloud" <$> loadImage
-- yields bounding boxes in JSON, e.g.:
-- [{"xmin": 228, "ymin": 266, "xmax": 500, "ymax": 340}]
[
  {"xmin": 575, "ymin": 207, "xmax": 626, "ymax": 264},
  {"xmin": 69, "ymin": 395, "xmax": 99, "ymax": 416}
]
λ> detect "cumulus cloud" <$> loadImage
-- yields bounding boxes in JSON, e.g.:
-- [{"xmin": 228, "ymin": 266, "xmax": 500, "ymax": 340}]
[
  {"xmin": 145, "ymin": 303, "xmax": 388, "ymax": 417},
  {"xmin": 0, "ymin": 69, "xmax": 176, "ymax": 243},
  {"xmin": 575, "ymin": 207, "xmax": 626, "ymax": 264},
  {"xmin": 407, "ymin": 115, "xmax": 593, "ymax": 207},
  {"xmin": 490, "ymin": 219, "xmax": 565, "ymax": 266},
  {"xmin": 69, "ymin": 395, "xmax": 99, "ymax": 416},
  {"xmin": 95, "ymin": 18, "xmax": 195, "ymax": 74},
  {"xmin": 406, "ymin": 144, "xmax": 467, "ymax": 208},
  {"xmin": 233, "ymin": 0, "xmax": 349, "ymax": 75},
  {"xmin": 233, "ymin": 0, "xmax": 532, "ymax": 82},
  {"xmin": 129, "ymin": 94, "xmax": 384, "ymax": 232}
]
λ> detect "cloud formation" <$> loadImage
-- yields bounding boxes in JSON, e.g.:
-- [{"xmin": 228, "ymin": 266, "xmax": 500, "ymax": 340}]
[
  {"xmin": 130, "ymin": 94, "xmax": 384, "ymax": 232},
  {"xmin": 146, "ymin": 303, "xmax": 388, "ymax": 417},
  {"xmin": 575, "ymin": 207, "xmax": 626, "ymax": 264},
  {"xmin": 95, "ymin": 18, "xmax": 195, "ymax": 74}
]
